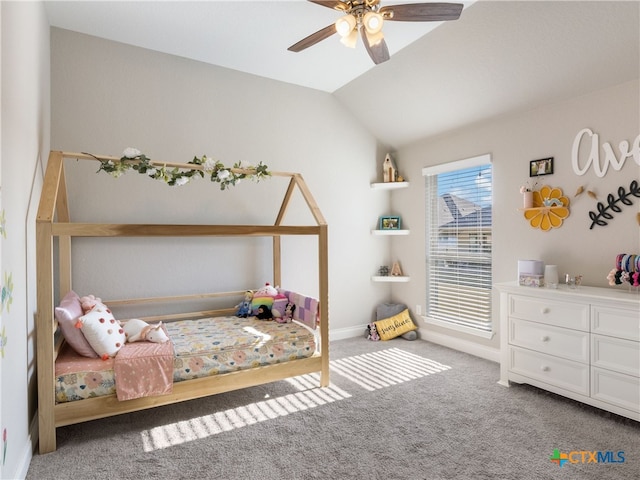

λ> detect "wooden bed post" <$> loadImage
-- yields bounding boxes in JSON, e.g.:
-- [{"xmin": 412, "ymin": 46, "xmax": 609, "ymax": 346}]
[
  {"xmin": 36, "ymin": 223, "xmax": 56, "ymax": 453},
  {"xmin": 273, "ymin": 177, "xmax": 297, "ymax": 287},
  {"xmin": 56, "ymin": 161, "xmax": 72, "ymax": 293},
  {"xmin": 36, "ymin": 151, "xmax": 64, "ymax": 453},
  {"xmin": 319, "ymin": 224, "xmax": 330, "ymax": 387},
  {"xmin": 289, "ymin": 174, "xmax": 330, "ymax": 388},
  {"xmin": 272, "ymin": 237, "xmax": 282, "ymax": 288}
]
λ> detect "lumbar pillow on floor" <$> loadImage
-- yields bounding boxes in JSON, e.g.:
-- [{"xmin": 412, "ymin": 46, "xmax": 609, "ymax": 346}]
[{"xmin": 374, "ymin": 308, "xmax": 417, "ymax": 341}]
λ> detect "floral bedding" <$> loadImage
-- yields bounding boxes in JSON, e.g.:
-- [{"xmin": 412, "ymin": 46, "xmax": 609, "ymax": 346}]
[{"xmin": 55, "ymin": 316, "xmax": 317, "ymax": 403}]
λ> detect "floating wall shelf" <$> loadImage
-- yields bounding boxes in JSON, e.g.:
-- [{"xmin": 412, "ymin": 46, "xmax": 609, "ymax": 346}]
[
  {"xmin": 370, "ymin": 182, "xmax": 409, "ymax": 190},
  {"xmin": 371, "ymin": 177, "xmax": 409, "ymax": 283},
  {"xmin": 521, "ymin": 185, "xmax": 570, "ymax": 231},
  {"xmin": 371, "ymin": 229, "xmax": 410, "ymax": 236},
  {"xmin": 371, "ymin": 276, "xmax": 410, "ymax": 283}
]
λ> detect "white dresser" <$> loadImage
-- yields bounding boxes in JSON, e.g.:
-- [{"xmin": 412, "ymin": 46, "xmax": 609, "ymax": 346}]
[{"xmin": 495, "ymin": 282, "xmax": 640, "ymax": 421}]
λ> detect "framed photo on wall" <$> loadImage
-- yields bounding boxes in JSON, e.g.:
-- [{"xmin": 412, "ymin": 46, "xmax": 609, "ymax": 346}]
[
  {"xmin": 380, "ymin": 216, "xmax": 402, "ymax": 230},
  {"xmin": 530, "ymin": 157, "xmax": 554, "ymax": 177}
]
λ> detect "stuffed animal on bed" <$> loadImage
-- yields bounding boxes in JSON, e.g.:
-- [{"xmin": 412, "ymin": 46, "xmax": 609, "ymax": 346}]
[
  {"xmin": 235, "ymin": 290, "xmax": 253, "ymax": 318},
  {"xmin": 255, "ymin": 304, "xmax": 274, "ymax": 321},
  {"xmin": 123, "ymin": 318, "xmax": 169, "ymax": 343},
  {"xmin": 251, "ymin": 283, "xmax": 281, "ymax": 315},
  {"xmin": 79, "ymin": 294, "xmax": 106, "ymax": 314},
  {"xmin": 275, "ymin": 302, "xmax": 295, "ymax": 324}
]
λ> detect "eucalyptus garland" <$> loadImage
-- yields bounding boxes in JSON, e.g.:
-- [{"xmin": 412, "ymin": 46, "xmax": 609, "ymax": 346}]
[{"xmin": 95, "ymin": 148, "xmax": 270, "ymax": 190}]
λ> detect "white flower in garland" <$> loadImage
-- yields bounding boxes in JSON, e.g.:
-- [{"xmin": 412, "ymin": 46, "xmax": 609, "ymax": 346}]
[
  {"xmin": 174, "ymin": 176, "xmax": 190, "ymax": 187},
  {"xmin": 95, "ymin": 149, "xmax": 270, "ymax": 190},
  {"xmin": 122, "ymin": 147, "xmax": 142, "ymax": 159},
  {"xmin": 202, "ymin": 157, "xmax": 217, "ymax": 173}
]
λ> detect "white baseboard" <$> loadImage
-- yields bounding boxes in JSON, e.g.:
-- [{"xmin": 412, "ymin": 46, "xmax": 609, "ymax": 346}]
[
  {"xmin": 329, "ymin": 325, "xmax": 367, "ymax": 342},
  {"xmin": 420, "ymin": 329, "xmax": 500, "ymax": 363},
  {"xmin": 330, "ymin": 324, "xmax": 500, "ymax": 365},
  {"xmin": 10, "ymin": 414, "xmax": 36, "ymax": 480}
]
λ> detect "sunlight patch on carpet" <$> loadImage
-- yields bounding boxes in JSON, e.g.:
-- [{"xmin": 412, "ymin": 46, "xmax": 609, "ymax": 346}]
[
  {"xmin": 140, "ymin": 348, "xmax": 450, "ymax": 451},
  {"xmin": 330, "ymin": 347, "xmax": 451, "ymax": 391},
  {"xmin": 140, "ymin": 373, "xmax": 351, "ymax": 452}
]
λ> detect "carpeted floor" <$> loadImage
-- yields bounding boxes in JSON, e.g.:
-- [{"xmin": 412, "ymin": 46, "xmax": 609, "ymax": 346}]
[{"xmin": 27, "ymin": 337, "xmax": 640, "ymax": 479}]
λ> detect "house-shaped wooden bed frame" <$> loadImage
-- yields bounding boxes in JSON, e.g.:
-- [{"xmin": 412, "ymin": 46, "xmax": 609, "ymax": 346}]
[{"xmin": 36, "ymin": 151, "xmax": 329, "ymax": 453}]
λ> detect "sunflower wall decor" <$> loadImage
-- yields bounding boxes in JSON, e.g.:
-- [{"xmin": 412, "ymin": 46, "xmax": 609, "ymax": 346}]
[{"xmin": 522, "ymin": 185, "xmax": 570, "ymax": 231}]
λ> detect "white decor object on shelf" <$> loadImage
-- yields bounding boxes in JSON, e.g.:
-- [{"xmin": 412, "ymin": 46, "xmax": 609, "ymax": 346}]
[
  {"xmin": 496, "ymin": 282, "xmax": 639, "ymax": 421},
  {"xmin": 382, "ymin": 153, "xmax": 396, "ymax": 182},
  {"xmin": 544, "ymin": 265, "xmax": 559, "ymax": 288}
]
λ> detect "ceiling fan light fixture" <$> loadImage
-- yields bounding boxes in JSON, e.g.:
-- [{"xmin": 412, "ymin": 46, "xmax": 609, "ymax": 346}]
[
  {"xmin": 363, "ymin": 11, "xmax": 383, "ymax": 34},
  {"xmin": 289, "ymin": 1, "xmax": 464, "ymax": 65},
  {"xmin": 340, "ymin": 27, "xmax": 359, "ymax": 48},
  {"xmin": 335, "ymin": 14, "xmax": 356, "ymax": 37}
]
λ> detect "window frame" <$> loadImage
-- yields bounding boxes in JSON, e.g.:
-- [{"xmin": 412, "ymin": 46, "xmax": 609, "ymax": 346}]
[{"xmin": 422, "ymin": 154, "xmax": 494, "ymax": 339}]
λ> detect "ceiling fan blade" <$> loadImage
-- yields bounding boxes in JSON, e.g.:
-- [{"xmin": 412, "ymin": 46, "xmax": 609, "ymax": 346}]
[
  {"xmin": 379, "ymin": 2, "xmax": 463, "ymax": 22},
  {"xmin": 288, "ymin": 24, "xmax": 337, "ymax": 52},
  {"xmin": 361, "ymin": 27, "xmax": 390, "ymax": 65},
  {"xmin": 308, "ymin": 0, "xmax": 350, "ymax": 12}
]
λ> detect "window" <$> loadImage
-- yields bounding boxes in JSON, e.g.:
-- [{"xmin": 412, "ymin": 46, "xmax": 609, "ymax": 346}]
[{"xmin": 422, "ymin": 155, "xmax": 493, "ymax": 337}]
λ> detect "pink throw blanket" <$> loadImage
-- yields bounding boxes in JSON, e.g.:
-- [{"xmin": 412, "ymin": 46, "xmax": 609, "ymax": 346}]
[{"xmin": 114, "ymin": 335, "xmax": 174, "ymax": 401}]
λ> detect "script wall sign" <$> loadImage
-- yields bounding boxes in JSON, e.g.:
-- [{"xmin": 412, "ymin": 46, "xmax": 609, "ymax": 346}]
[{"xmin": 572, "ymin": 128, "xmax": 640, "ymax": 177}]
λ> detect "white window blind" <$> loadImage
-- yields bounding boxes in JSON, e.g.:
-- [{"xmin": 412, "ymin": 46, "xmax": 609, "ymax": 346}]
[{"xmin": 422, "ymin": 155, "xmax": 493, "ymax": 335}]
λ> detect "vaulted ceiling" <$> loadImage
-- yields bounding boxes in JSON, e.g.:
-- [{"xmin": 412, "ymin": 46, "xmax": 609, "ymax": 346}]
[{"xmin": 45, "ymin": 1, "xmax": 640, "ymax": 148}]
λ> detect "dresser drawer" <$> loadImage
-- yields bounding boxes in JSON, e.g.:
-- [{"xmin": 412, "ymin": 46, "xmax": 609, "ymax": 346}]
[
  {"xmin": 592, "ymin": 334, "xmax": 640, "ymax": 377},
  {"xmin": 509, "ymin": 346, "xmax": 589, "ymax": 395},
  {"xmin": 510, "ymin": 318, "xmax": 589, "ymax": 363},
  {"xmin": 592, "ymin": 305, "xmax": 640, "ymax": 341},
  {"xmin": 591, "ymin": 367, "xmax": 640, "ymax": 413},
  {"xmin": 509, "ymin": 295, "xmax": 589, "ymax": 331}
]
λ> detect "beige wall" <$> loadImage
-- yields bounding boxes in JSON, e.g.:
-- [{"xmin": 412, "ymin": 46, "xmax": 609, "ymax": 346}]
[
  {"xmin": 394, "ymin": 80, "xmax": 640, "ymax": 356},
  {"xmin": 1, "ymin": 1, "xmax": 50, "ymax": 478},
  {"xmin": 50, "ymin": 28, "xmax": 395, "ymax": 339},
  {"xmin": 50, "ymin": 27, "xmax": 640, "ymax": 359}
]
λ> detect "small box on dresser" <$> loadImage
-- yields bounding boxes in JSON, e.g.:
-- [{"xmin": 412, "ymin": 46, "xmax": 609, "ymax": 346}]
[{"xmin": 495, "ymin": 282, "xmax": 640, "ymax": 421}]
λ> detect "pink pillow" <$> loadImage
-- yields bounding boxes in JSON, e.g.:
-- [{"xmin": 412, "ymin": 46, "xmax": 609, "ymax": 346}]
[{"xmin": 54, "ymin": 291, "xmax": 98, "ymax": 358}]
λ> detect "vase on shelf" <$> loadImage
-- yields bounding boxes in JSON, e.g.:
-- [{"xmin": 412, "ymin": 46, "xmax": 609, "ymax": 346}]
[
  {"xmin": 523, "ymin": 191, "xmax": 534, "ymax": 209},
  {"xmin": 544, "ymin": 265, "xmax": 559, "ymax": 288}
]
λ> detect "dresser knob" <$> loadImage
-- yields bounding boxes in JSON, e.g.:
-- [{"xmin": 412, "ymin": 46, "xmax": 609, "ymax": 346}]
[
  {"xmin": 541, "ymin": 307, "xmax": 550, "ymax": 314},
  {"xmin": 541, "ymin": 335, "xmax": 550, "ymax": 342},
  {"xmin": 541, "ymin": 365, "xmax": 550, "ymax": 372}
]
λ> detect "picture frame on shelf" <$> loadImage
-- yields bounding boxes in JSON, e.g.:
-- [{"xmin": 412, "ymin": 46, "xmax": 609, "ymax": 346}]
[
  {"xmin": 380, "ymin": 215, "xmax": 402, "ymax": 230},
  {"xmin": 529, "ymin": 157, "xmax": 554, "ymax": 177}
]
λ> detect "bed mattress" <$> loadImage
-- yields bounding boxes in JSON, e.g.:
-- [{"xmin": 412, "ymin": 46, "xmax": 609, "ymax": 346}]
[{"xmin": 55, "ymin": 316, "xmax": 317, "ymax": 403}]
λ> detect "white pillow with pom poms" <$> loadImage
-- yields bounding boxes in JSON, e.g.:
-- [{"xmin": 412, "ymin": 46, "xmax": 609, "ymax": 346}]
[{"xmin": 75, "ymin": 307, "xmax": 125, "ymax": 360}]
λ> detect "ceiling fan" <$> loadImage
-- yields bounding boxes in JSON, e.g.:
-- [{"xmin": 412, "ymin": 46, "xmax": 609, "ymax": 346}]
[{"xmin": 288, "ymin": 1, "xmax": 463, "ymax": 65}]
